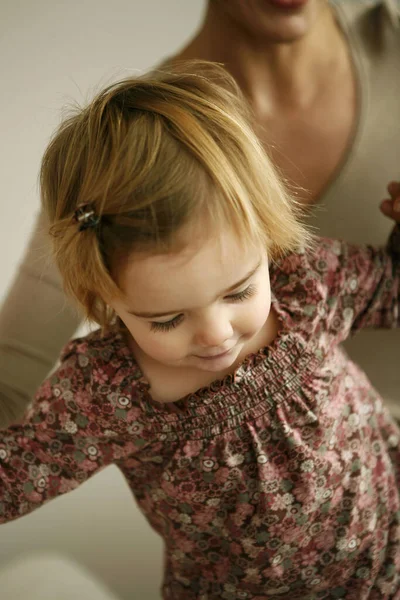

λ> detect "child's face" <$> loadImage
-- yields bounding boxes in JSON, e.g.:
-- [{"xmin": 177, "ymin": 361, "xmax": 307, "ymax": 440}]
[{"xmin": 111, "ymin": 226, "xmax": 272, "ymax": 374}]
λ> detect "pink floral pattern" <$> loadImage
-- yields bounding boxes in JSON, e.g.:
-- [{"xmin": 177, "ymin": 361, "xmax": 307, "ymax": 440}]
[{"xmin": 1, "ymin": 228, "xmax": 400, "ymax": 599}]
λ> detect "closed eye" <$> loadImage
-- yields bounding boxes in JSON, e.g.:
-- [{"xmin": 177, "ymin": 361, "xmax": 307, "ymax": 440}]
[
  {"xmin": 150, "ymin": 314, "xmax": 183, "ymax": 333},
  {"xmin": 226, "ymin": 284, "xmax": 257, "ymax": 302},
  {"xmin": 150, "ymin": 285, "xmax": 257, "ymax": 332}
]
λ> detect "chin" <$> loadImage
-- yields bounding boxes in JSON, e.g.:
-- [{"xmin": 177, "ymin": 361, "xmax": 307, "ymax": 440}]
[
  {"xmin": 262, "ymin": 22, "xmax": 314, "ymax": 43},
  {"xmin": 194, "ymin": 359, "xmax": 236, "ymax": 374},
  {"xmin": 191, "ymin": 347, "xmax": 241, "ymax": 373},
  {"xmin": 241, "ymin": 0, "xmax": 323, "ymax": 43}
]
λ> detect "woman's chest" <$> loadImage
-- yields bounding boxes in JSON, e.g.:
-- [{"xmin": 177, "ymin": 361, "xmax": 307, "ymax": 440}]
[{"xmin": 255, "ymin": 74, "xmax": 357, "ymax": 205}]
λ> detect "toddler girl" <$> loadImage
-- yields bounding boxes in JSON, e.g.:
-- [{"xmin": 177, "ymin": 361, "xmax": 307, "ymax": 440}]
[{"xmin": 0, "ymin": 62, "xmax": 399, "ymax": 599}]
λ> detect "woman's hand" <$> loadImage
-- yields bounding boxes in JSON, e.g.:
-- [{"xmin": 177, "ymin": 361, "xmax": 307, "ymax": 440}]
[{"xmin": 380, "ymin": 181, "xmax": 400, "ymax": 223}]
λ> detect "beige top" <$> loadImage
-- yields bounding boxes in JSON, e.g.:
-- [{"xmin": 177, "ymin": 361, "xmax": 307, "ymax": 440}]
[{"xmin": 0, "ymin": 0, "xmax": 399, "ymax": 424}]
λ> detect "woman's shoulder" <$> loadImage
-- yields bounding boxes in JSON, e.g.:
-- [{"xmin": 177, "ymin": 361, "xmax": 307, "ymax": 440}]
[{"xmin": 334, "ymin": 0, "xmax": 400, "ymax": 45}]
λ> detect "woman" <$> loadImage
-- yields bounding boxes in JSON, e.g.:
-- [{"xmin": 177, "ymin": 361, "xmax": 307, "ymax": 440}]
[{"xmin": 1, "ymin": 0, "xmax": 399, "ymax": 424}]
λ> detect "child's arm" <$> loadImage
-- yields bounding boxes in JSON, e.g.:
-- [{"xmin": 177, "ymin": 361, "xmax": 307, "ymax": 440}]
[
  {"xmin": 352, "ymin": 182, "xmax": 400, "ymax": 331},
  {"xmin": 349, "ymin": 226, "xmax": 400, "ymax": 332},
  {"xmin": 0, "ymin": 344, "xmax": 137, "ymax": 524},
  {"xmin": 322, "ymin": 182, "xmax": 400, "ymax": 337}
]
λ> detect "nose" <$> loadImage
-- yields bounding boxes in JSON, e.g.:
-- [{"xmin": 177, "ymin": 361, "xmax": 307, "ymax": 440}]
[{"xmin": 194, "ymin": 309, "xmax": 234, "ymax": 348}]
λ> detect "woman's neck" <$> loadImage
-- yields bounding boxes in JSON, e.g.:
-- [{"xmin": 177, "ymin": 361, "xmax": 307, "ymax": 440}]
[{"xmin": 175, "ymin": 2, "xmax": 347, "ymax": 114}]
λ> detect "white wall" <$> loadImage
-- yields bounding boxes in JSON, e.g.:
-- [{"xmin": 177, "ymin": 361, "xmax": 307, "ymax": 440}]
[
  {"xmin": 0, "ymin": 0, "xmax": 205, "ymax": 298},
  {"xmin": 0, "ymin": 1, "xmax": 205, "ymax": 598}
]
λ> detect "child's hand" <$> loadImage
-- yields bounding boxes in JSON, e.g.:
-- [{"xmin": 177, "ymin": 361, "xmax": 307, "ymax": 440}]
[{"xmin": 380, "ymin": 181, "xmax": 400, "ymax": 223}]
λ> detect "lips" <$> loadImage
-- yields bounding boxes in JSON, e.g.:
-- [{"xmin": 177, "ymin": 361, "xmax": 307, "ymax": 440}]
[
  {"xmin": 196, "ymin": 348, "xmax": 233, "ymax": 360},
  {"xmin": 265, "ymin": 0, "xmax": 308, "ymax": 9}
]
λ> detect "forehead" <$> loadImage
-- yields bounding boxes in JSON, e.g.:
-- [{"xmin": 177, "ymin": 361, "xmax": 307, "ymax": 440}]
[{"xmin": 117, "ymin": 228, "xmax": 264, "ymax": 309}]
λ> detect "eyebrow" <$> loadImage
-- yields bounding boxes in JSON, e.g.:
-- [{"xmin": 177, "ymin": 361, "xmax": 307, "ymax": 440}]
[{"xmin": 127, "ymin": 260, "xmax": 262, "ymax": 319}]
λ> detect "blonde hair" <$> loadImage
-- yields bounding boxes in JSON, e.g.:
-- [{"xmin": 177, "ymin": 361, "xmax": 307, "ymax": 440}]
[{"xmin": 40, "ymin": 60, "xmax": 309, "ymax": 327}]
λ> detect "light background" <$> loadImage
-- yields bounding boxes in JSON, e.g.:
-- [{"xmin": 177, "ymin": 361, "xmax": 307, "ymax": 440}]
[{"xmin": 0, "ymin": 2, "xmax": 204, "ymax": 598}]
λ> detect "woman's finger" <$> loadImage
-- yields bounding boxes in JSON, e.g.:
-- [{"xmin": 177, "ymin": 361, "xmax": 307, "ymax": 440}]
[
  {"xmin": 380, "ymin": 198, "xmax": 400, "ymax": 221},
  {"xmin": 387, "ymin": 181, "xmax": 400, "ymax": 197},
  {"xmin": 380, "ymin": 199, "xmax": 393, "ymax": 215}
]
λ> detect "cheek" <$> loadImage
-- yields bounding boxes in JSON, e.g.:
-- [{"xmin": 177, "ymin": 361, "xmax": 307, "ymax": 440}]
[
  {"xmin": 239, "ymin": 286, "xmax": 271, "ymax": 331},
  {"xmin": 125, "ymin": 321, "xmax": 187, "ymax": 360},
  {"xmin": 253, "ymin": 294, "xmax": 272, "ymax": 326}
]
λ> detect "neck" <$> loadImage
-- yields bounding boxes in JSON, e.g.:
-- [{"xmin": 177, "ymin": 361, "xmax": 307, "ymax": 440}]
[{"xmin": 175, "ymin": 2, "xmax": 347, "ymax": 112}]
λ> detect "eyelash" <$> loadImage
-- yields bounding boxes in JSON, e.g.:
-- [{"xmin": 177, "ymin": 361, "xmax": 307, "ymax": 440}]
[
  {"xmin": 150, "ymin": 315, "xmax": 184, "ymax": 333},
  {"xmin": 150, "ymin": 284, "xmax": 257, "ymax": 333},
  {"xmin": 227, "ymin": 284, "xmax": 257, "ymax": 303}
]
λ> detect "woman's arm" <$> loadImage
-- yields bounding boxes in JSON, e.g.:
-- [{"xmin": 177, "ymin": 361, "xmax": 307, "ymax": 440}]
[{"xmin": 0, "ymin": 211, "xmax": 81, "ymax": 426}]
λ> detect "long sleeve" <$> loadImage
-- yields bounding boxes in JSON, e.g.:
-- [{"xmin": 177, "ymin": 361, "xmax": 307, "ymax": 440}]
[
  {"xmin": 308, "ymin": 225, "xmax": 400, "ymax": 341},
  {"xmin": 273, "ymin": 225, "xmax": 400, "ymax": 345},
  {"xmin": 0, "ymin": 211, "xmax": 81, "ymax": 426},
  {"xmin": 334, "ymin": 225, "xmax": 400, "ymax": 335},
  {"xmin": 0, "ymin": 342, "xmax": 138, "ymax": 524}
]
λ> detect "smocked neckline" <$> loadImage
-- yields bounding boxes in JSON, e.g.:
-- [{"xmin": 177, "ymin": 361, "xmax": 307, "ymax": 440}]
[{"xmin": 104, "ymin": 292, "xmax": 314, "ymax": 415}]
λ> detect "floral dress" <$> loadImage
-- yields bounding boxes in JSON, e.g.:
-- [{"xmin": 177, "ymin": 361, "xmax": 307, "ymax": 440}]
[{"xmin": 1, "ymin": 229, "xmax": 400, "ymax": 599}]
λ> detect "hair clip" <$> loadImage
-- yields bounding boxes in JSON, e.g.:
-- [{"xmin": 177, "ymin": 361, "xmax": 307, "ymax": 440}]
[{"xmin": 73, "ymin": 204, "xmax": 101, "ymax": 231}]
